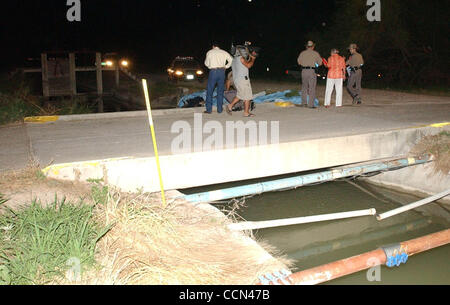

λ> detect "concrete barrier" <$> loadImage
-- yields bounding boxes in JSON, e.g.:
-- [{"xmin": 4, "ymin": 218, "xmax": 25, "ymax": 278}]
[
  {"xmin": 364, "ymin": 163, "xmax": 450, "ymax": 204},
  {"xmin": 363, "ymin": 124, "xmax": 450, "ymax": 203},
  {"xmin": 24, "ymin": 107, "xmax": 200, "ymax": 123},
  {"xmin": 42, "ymin": 124, "xmax": 448, "ymax": 193}
]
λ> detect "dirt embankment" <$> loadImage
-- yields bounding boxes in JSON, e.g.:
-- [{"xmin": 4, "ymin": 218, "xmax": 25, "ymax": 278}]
[{"xmin": 0, "ymin": 167, "xmax": 292, "ymax": 284}]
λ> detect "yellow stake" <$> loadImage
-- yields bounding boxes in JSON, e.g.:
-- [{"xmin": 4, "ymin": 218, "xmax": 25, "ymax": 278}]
[{"xmin": 142, "ymin": 79, "xmax": 167, "ymax": 208}]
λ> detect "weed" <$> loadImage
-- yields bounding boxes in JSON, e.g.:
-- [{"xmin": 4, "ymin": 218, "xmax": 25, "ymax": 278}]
[
  {"xmin": 412, "ymin": 132, "xmax": 450, "ymax": 175},
  {"xmin": 89, "ymin": 180, "xmax": 109, "ymax": 206},
  {"xmin": 0, "ymin": 197, "xmax": 110, "ymax": 284},
  {"xmin": 285, "ymin": 90, "xmax": 300, "ymax": 97},
  {"xmin": 35, "ymin": 170, "xmax": 46, "ymax": 181},
  {"xmin": 0, "ymin": 193, "xmax": 8, "ymax": 206}
]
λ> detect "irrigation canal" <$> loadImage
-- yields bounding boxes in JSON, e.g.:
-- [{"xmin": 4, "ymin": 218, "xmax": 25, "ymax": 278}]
[{"xmin": 180, "ymin": 173, "xmax": 450, "ymax": 284}]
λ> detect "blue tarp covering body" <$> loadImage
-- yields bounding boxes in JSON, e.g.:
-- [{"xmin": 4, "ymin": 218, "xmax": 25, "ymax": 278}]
[{"xmin": 177, "ymin": 89, "xmax": 319, "ymax": 108}]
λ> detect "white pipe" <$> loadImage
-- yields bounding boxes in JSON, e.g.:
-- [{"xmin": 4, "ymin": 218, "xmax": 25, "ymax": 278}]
[
  {"xmin": 376, "ymin": 189, "xmax": 450, "ymax": 221},
  {"xmin": 228, "ymin": 208, "xmax": 377, "ymax": 231}
]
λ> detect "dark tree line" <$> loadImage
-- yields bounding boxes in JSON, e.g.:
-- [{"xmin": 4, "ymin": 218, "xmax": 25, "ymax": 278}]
[{"xmin": 306, "ymin": 0, "xmax": 449, "ymax": 87}]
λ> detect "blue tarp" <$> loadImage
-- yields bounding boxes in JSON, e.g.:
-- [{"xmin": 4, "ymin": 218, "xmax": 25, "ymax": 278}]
[
  {"xmin": 177, "ymin": 89, "xmax": 319, "ymax": 108},
  {"xmin": 252, "ymin": 90, "xmax": 319, "ymax": 106}
]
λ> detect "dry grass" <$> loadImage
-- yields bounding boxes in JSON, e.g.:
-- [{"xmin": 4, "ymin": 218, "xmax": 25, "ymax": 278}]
[
  {"xmin": 0, "ymin": 164, "xmax": 92, "ymax": 213},
  {"xmin": 66, "ymin": 188, "xmax": 292, "ymax": 285},
  {"xmin": 1, "ymin": 165, "xmax": 293, "ymax": 285},
  {"xmin": 411, "ymin": 131, "xmax": 450, "ymax": 175}
]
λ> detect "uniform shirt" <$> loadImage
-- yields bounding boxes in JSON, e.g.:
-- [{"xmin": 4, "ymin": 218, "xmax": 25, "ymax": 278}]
[
  {"xmin": 204, "ymin": 47, "xmax": 233, "ymax": 70},
  {"xmin": 232, "ymin": 56, "xmax": 249, "ymax": 82},
  {"xmin": 326, "ymin": 54, "xmax": 346, "ymax": 79},
  {"xmin": 297, "ymin": 49, "xmax": 322, "ymax": 67},
  {"xmin": 346, "ymin": 52, "xmax": 364, "ymax": 67}
]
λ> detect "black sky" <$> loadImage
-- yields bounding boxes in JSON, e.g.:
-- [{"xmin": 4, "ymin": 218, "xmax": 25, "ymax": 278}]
[{"xmin": 3, "ymin": 0, "xmax": 336, "ymax": 72}]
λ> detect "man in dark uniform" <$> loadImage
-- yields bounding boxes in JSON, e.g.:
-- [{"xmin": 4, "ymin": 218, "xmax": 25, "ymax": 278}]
[
  {"xmin": 297, "ymin": 40, "xmax": 323, "ymax": 108},
  {"xmin": 346, "ymin": 43, "xmax": 364, "ymax": 104}
]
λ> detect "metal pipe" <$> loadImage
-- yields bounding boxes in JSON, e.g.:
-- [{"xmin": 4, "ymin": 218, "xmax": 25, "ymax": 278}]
[
  {"xmin": 285, "ymin": 228, "xmax": 450, "ymax": 285},
  {"xmin": 228, "ymin": 208, "xmax": 377, "ymax": 231},
  {"xmin": 182, "ymin": 156, "xmax": 430, "ymax": 203},
  {"xmin": 376, "ymin": 189, "xmax": 450, "ymax": 220}
]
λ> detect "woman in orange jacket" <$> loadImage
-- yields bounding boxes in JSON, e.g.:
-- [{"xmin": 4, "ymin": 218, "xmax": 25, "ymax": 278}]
[{"xmin": 324, "ymin": 49, "xmax": 346, "ymax": 108}]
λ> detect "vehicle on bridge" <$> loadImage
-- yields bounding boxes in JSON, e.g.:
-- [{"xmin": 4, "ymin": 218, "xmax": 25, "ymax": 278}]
[{"xmin": 167, "ymin": 56, "xmax": 204, "ymax": 83}]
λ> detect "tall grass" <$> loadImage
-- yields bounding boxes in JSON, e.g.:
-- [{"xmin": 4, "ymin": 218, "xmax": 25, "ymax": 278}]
[
  {"xmin": 73, "ymin": 188, "xmax": 293, "ymax": 285},
  {"xmin": 0, "ymin": 74, "xmax": 96, "ymax": 125},
  {"xmin": 411, "ymin": 131, "xmax": 450, "ymax": 175},
  {"xmin": 0, "ymin": 91, "xmax": 40, "ymax": 125},
  {"xmin": 0, "ymin": 197, "xmax": 110, "ymax": 285}
]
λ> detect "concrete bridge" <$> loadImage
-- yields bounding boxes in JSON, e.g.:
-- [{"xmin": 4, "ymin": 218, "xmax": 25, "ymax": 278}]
[{"xmin": 7, "ymin": 86, "xmax": 447, "ymax": 194}]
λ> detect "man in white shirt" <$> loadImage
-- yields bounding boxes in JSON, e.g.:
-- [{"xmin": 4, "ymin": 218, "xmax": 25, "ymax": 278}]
[{"xmin": 204, "ymin": 42, "xmax": 233, "ymax": 113}]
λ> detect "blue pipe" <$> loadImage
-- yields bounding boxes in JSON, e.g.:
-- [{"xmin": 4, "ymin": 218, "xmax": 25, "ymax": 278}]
[{"xmin": 181, "ymin": 156, "xmax": 430, "ymax": 203}]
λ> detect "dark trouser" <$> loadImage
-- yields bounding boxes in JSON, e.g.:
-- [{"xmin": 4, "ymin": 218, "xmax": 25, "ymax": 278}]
[
  {"xmin": 205, "ymin": 68, "xmax": 225, "ymax": 113},
  {"xmin": 347, "ymin": 69, "xmax": 362, "ymax": 99},
  {"xmin": 301, "ymin": 69, "xmax": 317, "ymax": 107}
]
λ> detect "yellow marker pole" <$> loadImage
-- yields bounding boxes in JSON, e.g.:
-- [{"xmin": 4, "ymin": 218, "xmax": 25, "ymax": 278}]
[{"xmin": 142, "ymin": 79, "xmax": 167, "ymax": 208}]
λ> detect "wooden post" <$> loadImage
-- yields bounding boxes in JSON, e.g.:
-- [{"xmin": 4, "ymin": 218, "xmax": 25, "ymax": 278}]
[
  {"xmin": 96, "ymin": 52, "xmax": 104, "ymax": 113},
  {"xmin": 69, "ymin": 53, "xmax": 77, "ymax": 96},
  {"xmin": 41, "ymin": 53, "xmax": 49, "ymax": 98}
]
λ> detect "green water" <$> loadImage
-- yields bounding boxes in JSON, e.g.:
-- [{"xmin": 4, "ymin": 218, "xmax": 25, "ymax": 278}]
[{"xmin": 181, "ymin": 177, "xmax": 450, "ymax": 285}]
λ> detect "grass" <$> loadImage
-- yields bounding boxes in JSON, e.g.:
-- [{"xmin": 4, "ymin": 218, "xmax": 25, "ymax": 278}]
[
  {"xmin": 0, "ymin": 90, "xmax": 40, "ymax": 125},
  {"xmin": 412, "ymin": 131, "xmax": 450, "ymax": 175},
  {"xmin": 0, "ymin": 171, "xmax": 291, "ymax": 285},
  {"xmin": 0, "ymin": 74, "xmax": 96, "ymax": 125},
  {"xmin": 74, "ymin": 189, "xmax": 292, "ymax": 285},
  {"xmin": 0, "ymin": 195, "xmax": 110, "ymax": 285}
]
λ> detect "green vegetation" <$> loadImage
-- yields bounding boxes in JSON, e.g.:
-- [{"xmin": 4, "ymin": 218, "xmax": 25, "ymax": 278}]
[
  {"xmin": 0, "ymin": 171, "xmax": 291, "ymax": 285},
  {"xmin": 306, "ymin": 0, "xmax": 448, "ymax": 88},
  {"xmin": 88, "ymin": 179, "xmax": 109, "ymax": 206},
  {"xmin": 0, "ymin": 74, "xmax": 96, "ymax": 125},
  {"xmin": 285, "ymin": 90, "xmax": 300, "ymax": 97},
  {"xmin": 0, "ymin": 90, "xmax": 40, "ymax": 125},
  {"xmin": 0, "ymin": 193, "xmax": 110, "ymax": 285},
  {"xmin": 0, "ymin": 193, "xmax": 7, "ymax": 206}
]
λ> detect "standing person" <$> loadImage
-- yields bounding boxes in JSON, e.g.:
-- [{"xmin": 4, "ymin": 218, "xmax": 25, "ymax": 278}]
[
  {"xmin": 204, "ymin": 42, "xmax": 233, "ymax": 114},
  {"xmin": 346, "ymin": 43, "xmax": 364, "ymax": 104},
  {"xmin": 226, "ymin": 49, "xmax": 257, "ymax": 117},
  {"xmin": 297, "ymin": 40, "xmax": 323, "ymax": 108},
  {"xmin": 324, "ymin": 48, "xmax": 346, "ymax": 108}
]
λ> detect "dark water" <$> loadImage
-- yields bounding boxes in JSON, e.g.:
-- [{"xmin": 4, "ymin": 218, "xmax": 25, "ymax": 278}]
[{"xmin": 181, "ymin": 176, "xmax": 450, "ymax": 285}]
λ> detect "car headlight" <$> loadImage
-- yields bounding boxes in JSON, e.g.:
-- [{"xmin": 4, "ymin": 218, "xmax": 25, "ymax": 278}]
[
  {"xmin": 175, "ymin": 70, "xmax": 184, "ymax": 76},
  {"xmin": 196, "ymin": 70, "xmax": 203, "ymax": 75},
  {"xmin": 105, "ymin": 60, "xmax": 113, "ymax": 67},
  {"xmin": 167, "ymin": 68, "xmax": 174, "ymax": 73},
  {"xmin": 120, "ymin": 60, "xmax": 129, "ymax": 67}
]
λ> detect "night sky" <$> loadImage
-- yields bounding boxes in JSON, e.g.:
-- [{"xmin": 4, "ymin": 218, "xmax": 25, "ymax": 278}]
[{"xmin": 3, "ymin": 0, "xmax": 336, "ymax": 73}]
